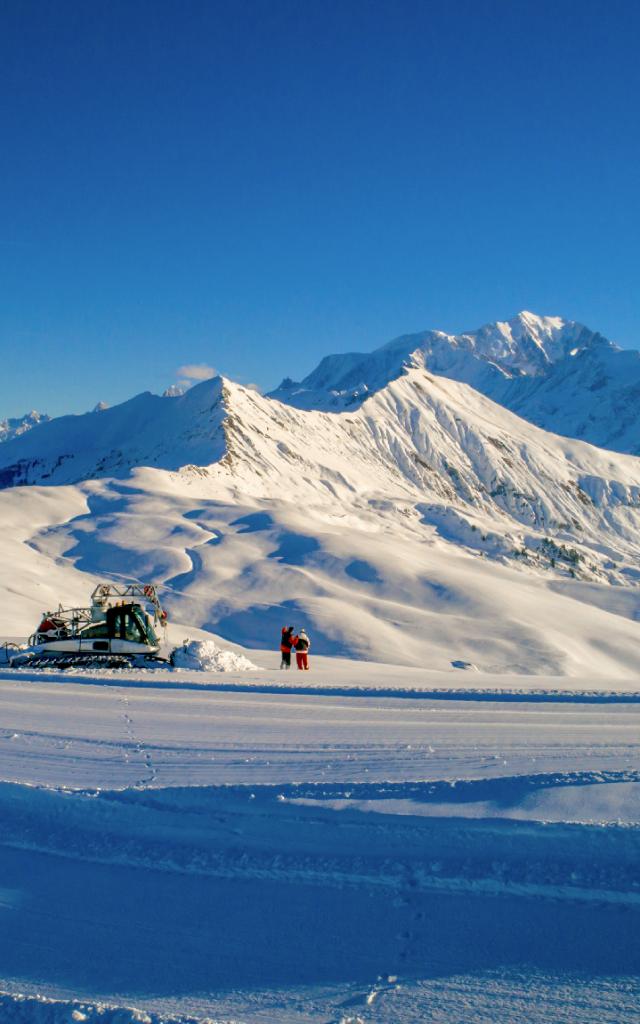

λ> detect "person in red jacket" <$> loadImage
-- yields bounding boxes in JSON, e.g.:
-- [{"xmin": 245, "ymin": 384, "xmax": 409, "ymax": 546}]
[
  {"xmin": 280, "ymin": 625, "xmax": 294, "ymax": 669},
  {"xmin": 293, "ymin": 628, "xmax": 310, "ymax": 670}
]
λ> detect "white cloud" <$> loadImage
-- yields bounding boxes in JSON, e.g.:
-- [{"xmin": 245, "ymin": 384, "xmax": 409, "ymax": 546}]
[{"xmin": 177, "ymin": 363, "xmax": 217, "ymax": 382}]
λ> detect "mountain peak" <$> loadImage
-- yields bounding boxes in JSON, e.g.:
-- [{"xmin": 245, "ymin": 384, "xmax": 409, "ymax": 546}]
[
  {"xmin": 267, "ymin": 312, "xmax": 636, "ymax": 452},
  {"xmin": 0, "ymin": 410, "xmax": 51, "ymax": 444},
  {"xmin": 269, "ymin": 312, "xmax": 593, "ymax": 410},
  {"xmin": 514, "ymin": 310, "xmax": 564, "ymax": 327}
]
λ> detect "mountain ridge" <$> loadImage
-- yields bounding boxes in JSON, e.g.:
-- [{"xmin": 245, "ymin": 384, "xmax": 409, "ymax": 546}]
[
  {"xmin": 3, "ymin": 360, "xmax": 640, "ymax": 673},
  {"xmin": 0, "ymin": 410, "xmax": 50, "ymax": 444},
  {"xmin": 3, "ymin": 365, "xmax": 640, "ymax": 586},
  {"xmin": 0, "ymin": 378, "xmax": 228, "ymax": 487},
  {"xmin": 271, "ymin": 311, "xmax": 639, "ymax": 453},
  {"xmin": 4, "ymin": 311, "xmax": 636, "ymax": 455}
]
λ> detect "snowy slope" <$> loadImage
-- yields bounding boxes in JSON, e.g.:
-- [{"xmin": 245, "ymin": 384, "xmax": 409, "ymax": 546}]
[
  {"xmin": 271, "ymin": 311, "xmax": 640, "ymax": 453},
  {"xmin": 0, "ymin": 675, "xmax": 639, "ymax": 1022},
  {"xmin": 2, "ymin": 370, "xmax": 640, "ymax": 674},
  {"xmin": 4, "ymin": 368, "xmax": 640, "ymax": 580},
  {"xmin": 0, "ymin": 379, "xmax": 227, "ymax": 487}
]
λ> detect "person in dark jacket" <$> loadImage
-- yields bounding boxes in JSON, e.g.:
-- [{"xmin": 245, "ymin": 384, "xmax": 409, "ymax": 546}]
[
  {"xmin": 280, "ymin": 625, "xmax": 294, "ymax": 669},
  {"xmin": 293, "ymin": 628, "xmax": 310, "ymax": 670}
]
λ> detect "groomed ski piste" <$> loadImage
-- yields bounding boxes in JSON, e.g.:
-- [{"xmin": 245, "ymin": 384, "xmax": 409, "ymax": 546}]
[{"xmin": 1, "ymin": 639, "xmax": 640, "ymax": 1024}]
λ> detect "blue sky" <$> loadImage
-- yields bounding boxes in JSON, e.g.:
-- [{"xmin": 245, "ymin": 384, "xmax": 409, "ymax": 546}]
[{"xmin": 1, "ymin": 0, "xmax": 639, "ymax": 417}]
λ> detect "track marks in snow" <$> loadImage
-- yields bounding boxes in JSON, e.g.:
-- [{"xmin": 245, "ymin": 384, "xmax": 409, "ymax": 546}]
[
  {"xmin": 1, "ymin": 677, "xmax": 639, "ymax": 790},
  {"xmin": 5, "ymin": 667, "xmax": 640, "ymax": 703},
  {"xmin": 117, "ymin": 692, "xmax": 156, "ymax": 788}
]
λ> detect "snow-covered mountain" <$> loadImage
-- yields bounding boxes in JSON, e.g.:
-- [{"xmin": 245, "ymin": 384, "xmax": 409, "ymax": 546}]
[
  {"xmin": 271, "ymin": 312, "xmax": 640, "ymax": 454},
  {"xmin": 0, "ymin": 409, "xmax": 50, "ymax": 444},
  {"xmin": 3, "ymin": 367, "xmax": 640, "ymax": 675},
  {"xmin": 0, "ymin": 381, "xmax": 227, "ymax": 488},
  {"xmin": 4, "ymin": 370, "xmax": 640, "ymax": 577}
]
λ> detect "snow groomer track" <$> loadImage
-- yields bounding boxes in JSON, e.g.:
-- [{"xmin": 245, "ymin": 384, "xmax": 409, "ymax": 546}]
[{"xmin": 1, "ymin": 664, "xmax": 640, "ymax": 1023}]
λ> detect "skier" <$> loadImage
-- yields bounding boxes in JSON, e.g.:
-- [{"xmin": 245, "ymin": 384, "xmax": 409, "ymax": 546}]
[
  {"xmin": 280, "ymin": 625, "xmax": 295, "ymax": 669},
  {"xmin": 293, "ymin": 628, "xmax": 310, "ymax": 670}
]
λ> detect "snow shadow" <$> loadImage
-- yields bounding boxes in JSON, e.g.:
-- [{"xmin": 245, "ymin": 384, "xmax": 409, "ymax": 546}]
[
  {"xmin": 251, "ymin": 769, "xmax": 640, "ymax": 809},
  {"xmin": 210, "ymin": 600, "xmax": 351, "ymax": 656},
  {"xmin": 345, "ymin": 559, "xmax": 382, "ymax": 584},
  {"xmin": 231, "ymin": 511, "xmax": 275, "ymax": 533},
  {"xmin": 165, "ymin": 528, "xmax": 223, "ymax": 593},
  {"xmin": 1, "ymin": 782, "xmax": 639, "ymax": 1002},
  {"xmin": 183, "ymin": 503, "xmax": 230, "ymax": 520},
  {"xmin": 36, "ymin": 485, "xmax": 151, "ymax": 575},
  {"xmin": 231, "ymin": 513, "xmax": 321, "ymax": 566},
  {"xmin": 0, "ymin": 844, "xmax": 638, "ymax": 1000},
  {"xmin": 268, "ymin": 533, "xmax": 320, "ymax": 564}
]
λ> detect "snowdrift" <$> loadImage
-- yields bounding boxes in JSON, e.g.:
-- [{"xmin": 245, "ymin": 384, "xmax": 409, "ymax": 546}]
[{"xmin": 171, "ymin": 639, "xmax": 259, "ymax": 672}]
